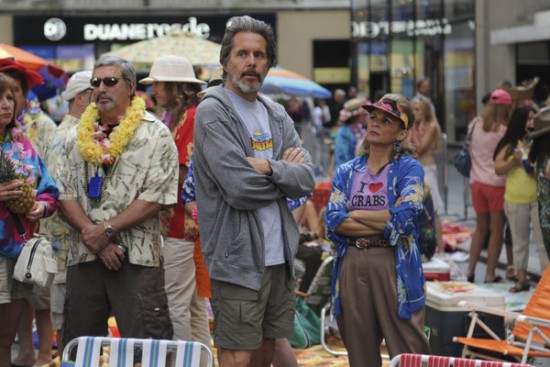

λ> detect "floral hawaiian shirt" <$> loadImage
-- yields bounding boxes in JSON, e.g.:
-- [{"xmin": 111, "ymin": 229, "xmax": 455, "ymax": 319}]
[
  {"xmin": 325, "ymin": 153, "xmax": 426, "ymax": 319},
  {"xmin": 40, "ymin": 114, "xmax": 80, "ymax": 271},
  {"xmin": 57, "ymin": 112, "xmax": 179, "ymax": 267},
  {"xmin": 18, "ymin": 99, "xmax": 58, "ymax": 161}
]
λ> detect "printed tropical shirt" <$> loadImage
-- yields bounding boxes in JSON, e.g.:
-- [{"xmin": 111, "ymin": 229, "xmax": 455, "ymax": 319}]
[
  {"xmin": 334, "ymin": 124, "xmax": 358, "ymax": 170},
  {"xmin": 18, "ymin": 99, "xmax": 58, "ymax": 161},
  {"xmin": 325, "ymin": 153, "xmax": 426, "ymax": 319},
  {"xmin": 0, "ymin": 128, "xmax": 59, "ymax": 258},
  {"xmin": 40, "ymin": 114, "xmax": 80, "ymax": 271},
  {"xmin": 166, "ymin": 106, "xmax": 197, "ymax": 241},
  {"xmin": 535, "ymin": 155, "xmax": 550, "ymax": 259},
  {"xmin": 57, "ymin": 112, "xmax": 179, "ymax": 267}
]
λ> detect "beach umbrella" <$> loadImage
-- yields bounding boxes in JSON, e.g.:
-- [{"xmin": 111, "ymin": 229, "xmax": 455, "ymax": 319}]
[
  {"xmin": 0, "ymin": 44, "xmax": 68, "ymax": 101},
  {"xmin": 261, "ymin": 66, "xmax": 331, "ymax": 99},
  {"xmin": 103, "ymin": 31, "xmax": 221, "ymax": 68},
  {"xmin": 0, "ymin": 43, "xmax": 49, "ymax": 71}
]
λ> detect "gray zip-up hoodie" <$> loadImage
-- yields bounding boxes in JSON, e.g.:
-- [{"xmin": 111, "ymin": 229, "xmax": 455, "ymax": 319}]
[{"xmin": 193, "ymin": 86, "xmax": 316, "ymax": 291}]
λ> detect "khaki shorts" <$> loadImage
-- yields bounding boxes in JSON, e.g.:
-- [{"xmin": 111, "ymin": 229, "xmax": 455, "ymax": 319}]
[
  {"xmin": 210, "ymin": 264, "xmax": 295, "ymax": 350},
  {"xmin": 22, "ymin": 283, "xmax": 51, "ymax": 310},
  {"xmin": 0, "ymin": 256, "xmax": 14, "ymax": 304},
  {"xmin": 1, "ymin": 255, "xmax": 34, "ymax": 304},
  {"xmin": 50, "ymin": 270, "xmax": 67, "ymax": 330}
]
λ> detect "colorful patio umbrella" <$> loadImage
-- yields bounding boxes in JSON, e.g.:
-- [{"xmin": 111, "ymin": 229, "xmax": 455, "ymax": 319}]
[
  {"xmin": 261, "ymin": 66, "xmax": 331, "ymax": 99},
  {"xmin": 0, "ymin": 43, "xmax": 48, "ymax": 71},
  {"xmin": 0, "ymin": 44, "xmax": 68, "ymax": 101},
  {"xmin": 103, "ymin": 31, "xmax": 221, "ymax": 68}
]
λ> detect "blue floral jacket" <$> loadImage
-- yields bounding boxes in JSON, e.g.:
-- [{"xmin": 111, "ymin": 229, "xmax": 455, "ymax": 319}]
[{"xmin": 325, "ymin": 153, "xmax": 426, "ymax": 319}]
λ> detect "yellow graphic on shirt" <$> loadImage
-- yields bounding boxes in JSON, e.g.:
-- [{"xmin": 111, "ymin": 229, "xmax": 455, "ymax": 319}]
[{"xmin": 250, "ymin": 131, "xmax": 273, "ymax": 151}]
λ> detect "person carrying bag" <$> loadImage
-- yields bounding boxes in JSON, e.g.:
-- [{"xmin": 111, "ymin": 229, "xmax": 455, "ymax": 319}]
[{"xmin": 453, "ymin": 118, "xmax": 479, "ymax": 177}]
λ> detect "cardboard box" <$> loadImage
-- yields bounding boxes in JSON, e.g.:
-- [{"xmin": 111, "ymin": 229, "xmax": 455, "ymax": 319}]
[
  {"xmin": 423, "ymin": 257, "xmax": 451, "ymax": 281},
  {"xmin": 425, "ymin": 282, "xmax": 505, "ymax": 357}
]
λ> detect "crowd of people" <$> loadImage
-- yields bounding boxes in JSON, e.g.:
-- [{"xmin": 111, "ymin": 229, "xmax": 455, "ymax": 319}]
[{"xmin": 1, "ymin": 13, "xmax": 550, "ymax": 367}]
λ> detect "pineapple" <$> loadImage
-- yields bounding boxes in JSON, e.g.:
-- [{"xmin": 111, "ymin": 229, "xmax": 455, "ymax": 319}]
[{"xmin": 0, "ymin": 150, "xmax": 35, "ymax": 214}]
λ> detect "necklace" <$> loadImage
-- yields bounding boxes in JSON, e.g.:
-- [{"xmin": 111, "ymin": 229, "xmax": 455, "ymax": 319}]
[{"xmin": 77, "ymin": 96, "xmax": 145, "ymax": 166}]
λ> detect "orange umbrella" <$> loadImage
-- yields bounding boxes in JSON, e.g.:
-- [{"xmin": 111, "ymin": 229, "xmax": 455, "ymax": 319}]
[{"xmin": 0, "ymin": 43, "xmax": 48, "ymax": 71}]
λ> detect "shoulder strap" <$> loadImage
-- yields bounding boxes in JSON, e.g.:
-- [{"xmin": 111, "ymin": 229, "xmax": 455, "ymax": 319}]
[
  {"xmin": 10, "ymin": 212, "xmax": 27, "ymax": 240},
  {"xmin": 465, "ymin": 118, "xmax": 479, "ymax": 144}
]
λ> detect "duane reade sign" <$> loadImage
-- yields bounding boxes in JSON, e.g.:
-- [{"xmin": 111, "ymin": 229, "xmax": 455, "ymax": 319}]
[{"xmin": 42, "ymin": 16, "xmax": 214, "ymax": 42}]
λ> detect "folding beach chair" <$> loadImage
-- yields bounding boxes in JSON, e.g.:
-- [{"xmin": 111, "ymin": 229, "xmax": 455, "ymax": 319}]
[
  {"xmin": 294, "ymin": 255, "xmax": 347, "ymax": 355},
  {"xmin": 389, "ymin": 353, "xmax": 535, "ymax": 367},
  {"xmin": 297, "ymin": 255, "xmax": 334, "ymax": 314},
  {"xmin": 62, "ymin": 336, "xmax": 213, "ymax": 367},
  {"xmin": 453, "ymin": 266, "xmax": 550, "ymax": 364}
]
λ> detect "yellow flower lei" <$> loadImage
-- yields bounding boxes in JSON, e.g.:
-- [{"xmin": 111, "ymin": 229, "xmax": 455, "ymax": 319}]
[{"xmin": 77, "ymin": 96, "xmax": 145, "ymax": 166}]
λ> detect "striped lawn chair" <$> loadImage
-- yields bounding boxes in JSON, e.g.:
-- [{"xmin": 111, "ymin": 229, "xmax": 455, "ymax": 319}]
[
  {"xmin": 388, "ymin": 353, "xmax": 536, "ymax": 367},
  {"xmin": 62, "ymin": 336, "xmax": 213, "ymax": 367}
]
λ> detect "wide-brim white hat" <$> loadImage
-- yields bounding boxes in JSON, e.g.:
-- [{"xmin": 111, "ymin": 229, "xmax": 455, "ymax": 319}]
[{"xmin": 139, "ymin": 55, "xmax": 206, "ymax": 85}]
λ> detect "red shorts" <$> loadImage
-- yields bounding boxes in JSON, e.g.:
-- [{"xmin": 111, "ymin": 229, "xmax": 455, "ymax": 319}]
[{"xmin": 470, "ymin": 181, "xmax": 505, "ymax": 213}]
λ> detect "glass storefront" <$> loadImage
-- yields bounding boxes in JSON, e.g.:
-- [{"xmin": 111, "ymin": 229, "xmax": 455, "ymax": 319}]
[{"xmin": 351, "ymin": 0, "xmax": 475, "ymax": 143}]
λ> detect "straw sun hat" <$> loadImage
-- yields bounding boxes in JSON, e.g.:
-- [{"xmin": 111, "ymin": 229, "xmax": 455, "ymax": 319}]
[
  {"xmin": 197, "ymin": 67, "xmax": 223, "ymax": 99},
  {"xmin": 139, "ymin": 55, "xmax": 205, "ymax": 85},
  {"xmin": 528, "ymin": 106, "xmax": 550, "ymax": 140}
]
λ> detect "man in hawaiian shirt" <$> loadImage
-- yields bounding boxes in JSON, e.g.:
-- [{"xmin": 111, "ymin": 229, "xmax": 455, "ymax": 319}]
[{"xmin": 57, "ymin": 56, "xmax": 178, "ymax": 347}]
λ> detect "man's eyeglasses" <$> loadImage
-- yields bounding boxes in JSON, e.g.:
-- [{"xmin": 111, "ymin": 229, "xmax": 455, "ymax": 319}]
[{"xmin": 90, "ymin": 77, "xmax": 128, "ymax": 88}]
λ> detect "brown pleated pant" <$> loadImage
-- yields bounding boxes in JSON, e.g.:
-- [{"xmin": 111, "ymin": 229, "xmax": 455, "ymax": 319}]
[{"xmin": 336, "ymin": 246, "xmax": 430, "ymax": 367}]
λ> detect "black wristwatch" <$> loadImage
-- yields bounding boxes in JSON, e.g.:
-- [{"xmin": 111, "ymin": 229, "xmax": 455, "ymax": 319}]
[{"xmin": 103, "ymin": 222, "xmax": 116, "ymax": 238}]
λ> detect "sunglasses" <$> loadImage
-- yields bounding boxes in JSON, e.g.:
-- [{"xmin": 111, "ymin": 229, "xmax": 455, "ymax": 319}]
[{"xmin": 90, "ymin": 77, "xmax": 128, "ymax": 88}]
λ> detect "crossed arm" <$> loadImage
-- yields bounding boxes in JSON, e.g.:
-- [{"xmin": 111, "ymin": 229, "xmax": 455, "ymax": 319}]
[{"xmin": 334, "ymin": 209, "xmax": 391, "ymax": 237}]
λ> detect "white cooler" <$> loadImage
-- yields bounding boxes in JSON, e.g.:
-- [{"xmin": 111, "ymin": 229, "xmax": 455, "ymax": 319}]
[
  {"xmin": 423, "ymin": 257, "xmax": 451, "ymax": 281},
  {"xmin": 424, "ymin": 281, "xmax": 505, "ymax": 357}
]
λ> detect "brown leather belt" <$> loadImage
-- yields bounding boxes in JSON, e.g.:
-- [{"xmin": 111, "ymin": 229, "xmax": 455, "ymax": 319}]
[{"xmin": 350, "ymin": 236, "xmax": 390, "ymax": 249}]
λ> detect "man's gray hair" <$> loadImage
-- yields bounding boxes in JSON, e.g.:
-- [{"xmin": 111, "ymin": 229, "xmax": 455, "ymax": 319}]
[
  {"xmin": 219, "ymin": 15, "xmax": 277, "ymax": 77},
  {"xmin": 94, "ymin": 55, "xmax": 136, "ymax": 88}
]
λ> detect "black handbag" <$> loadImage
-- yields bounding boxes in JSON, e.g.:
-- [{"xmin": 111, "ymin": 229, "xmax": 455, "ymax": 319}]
[{"xmin": 453, "ymin": 119, "xmax": 478, "ymax": 177}]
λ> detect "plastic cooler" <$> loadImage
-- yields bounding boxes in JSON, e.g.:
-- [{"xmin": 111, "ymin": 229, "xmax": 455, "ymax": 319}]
[
  {"xmin": 422, "ymin": 257, "xmax": 451, "ymax": 281},
  {"xmin": 424, "ymin": 281, "xmax": 505, "ymax": 357}
]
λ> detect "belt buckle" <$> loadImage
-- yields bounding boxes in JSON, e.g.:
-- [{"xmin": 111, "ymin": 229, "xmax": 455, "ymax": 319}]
[{"xmin": 355, "ymin": 238, "xmax": 370, "ymax": 249}]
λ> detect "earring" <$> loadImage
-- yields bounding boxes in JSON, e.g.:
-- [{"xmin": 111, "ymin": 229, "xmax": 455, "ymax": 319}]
[{"xmin": 393, "ymin": 140, "xmax": 402, "ymax": 154}]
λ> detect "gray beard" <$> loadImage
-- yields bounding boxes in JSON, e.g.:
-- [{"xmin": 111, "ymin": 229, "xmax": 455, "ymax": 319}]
[{"xmin": 229, "ymin": 73, "xmax": 262, "ymax": 94}]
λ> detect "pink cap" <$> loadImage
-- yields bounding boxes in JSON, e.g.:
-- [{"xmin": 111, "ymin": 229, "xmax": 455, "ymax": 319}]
[{"xmin": 489, "ymin": 89, "xmax": 512, "ymax": 105}]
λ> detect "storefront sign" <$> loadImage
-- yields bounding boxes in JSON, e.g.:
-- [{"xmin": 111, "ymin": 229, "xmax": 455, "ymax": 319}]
[
  {"xmin": 83, "ymin": 17, "xmax": 211, "ymax": 41},
  {"xmin": 44, "ymin": 17, "xmax": 67, "ymax": 41},
  {"xmin": 352, "ymin": 18, "xmax": 451, "ymax": 38},
  {"xmin": 14, "ymin": 15, "xmax": 276, "ymax": 45}
]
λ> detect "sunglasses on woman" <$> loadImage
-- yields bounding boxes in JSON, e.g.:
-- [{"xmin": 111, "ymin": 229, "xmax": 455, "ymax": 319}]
[{"xmin": 90, "ymin": 77, "xmax": 129, "ymax": 88}]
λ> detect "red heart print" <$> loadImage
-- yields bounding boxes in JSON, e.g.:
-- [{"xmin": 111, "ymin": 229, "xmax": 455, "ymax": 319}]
[{"xmin": 369, "ymin": 182, "xmax": 383, "ymax": 193}]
